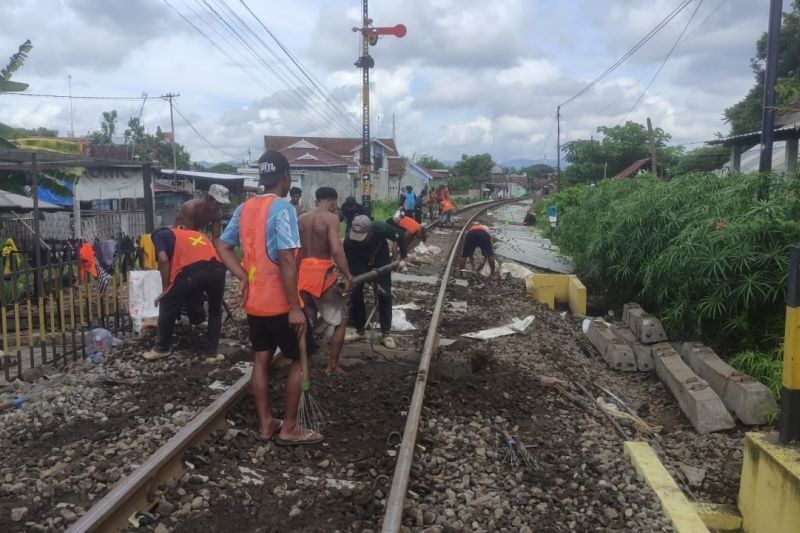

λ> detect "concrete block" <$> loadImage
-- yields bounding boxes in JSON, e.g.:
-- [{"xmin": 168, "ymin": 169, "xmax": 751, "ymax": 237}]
[
  {"xmin": 567, "ymin": 275, "xmax": 587, "ymax": 316},
  {"xmin": 610, "ymin": 324, "xmax": 637, "ymax": 344},
  {"xmin": 622, "ymin": 302, "xmax": 641, "ymax": 325},
  {"xmin": 624, "ymin": 304, "xmax": 668, "ymax": 344},
  {"xmin": 585, "ymin": 319, "xmax": 615, "ymax": 356},
  {"xmin": 530, "ymin": 285, "xmax": 555, "ymax": 310},
  {"xmin": 604, "ymin": 341, "xmax": 638, "ymax": 372},
  {"xmin": 739, "ymin": 432, "xmax": 800, "ymax": 533},
  {"xmin": 652, "ymin": 343, "xmax": 735, "ymax": 433},
  {"xmin": 680, "ymin": 342, "xmax": 778, "ymax": 425},
  {"xmin": 633, "ymin": 343, "xmax": 654, "ymax": 372}
]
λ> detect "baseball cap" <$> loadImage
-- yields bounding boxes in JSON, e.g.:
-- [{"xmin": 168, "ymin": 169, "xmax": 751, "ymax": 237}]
[
  {"xmin": 207, "ymin": 184, "xmax": 231, "ymax": 204},
  {"xmin": 258, "ymin": 150, "xmax": 290, "ymax": 176},
  {"xmin": 349, "ymin": 215, "xmax": 372, "ymax": 242}
]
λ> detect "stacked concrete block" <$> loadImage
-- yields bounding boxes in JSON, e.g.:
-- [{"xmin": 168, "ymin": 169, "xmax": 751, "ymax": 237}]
[
  {"xmin": 652, "ymin": 343, "xmax": 736, "ymax": 433},
  {"xmin": 586, "ymin": 320, "xmax": 638, "ymax": 372},
  {"xmin": 680, "ymin": 342, "xmax": 778, "ymax": 425},
  {"xmin": 632, "ymin": 343, "xmax": 654, "ymax": 372},
  {"xmin": 623, "ymin": 303, "xmax": 668, "ymax": 344}
]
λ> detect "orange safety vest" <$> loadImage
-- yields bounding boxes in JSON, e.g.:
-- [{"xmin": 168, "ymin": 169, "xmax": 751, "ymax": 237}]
[
  {"xmin": 240, "ymin": 196, "xmax": 299, "ymax": 317},
  {"xmin": 167, "ymin": 228, "xmax": 220, "ymax": 291},
  {"xmin": 398, "ymin": 216, "xmax": 422, "ymax": 234},
  {"xmin": 469, "ymin": 224, "xmax": 491, "ymax": 236},
  {"xmin": 440, "ymin": 199, "xmax": 455, "ymax": 213},
  {"xmin": 79, "ymin": 242, "xmax": 98, "ymax": 282}
]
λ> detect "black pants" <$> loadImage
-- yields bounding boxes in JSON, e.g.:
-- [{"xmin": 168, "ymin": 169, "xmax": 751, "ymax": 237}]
[
  {"xmin": 349, "ymin": 248, "xmax": 392, "ymax": 334},
  {"xmin": 155, "ymin": 265, "xmax": 225, "ymax": 355}
]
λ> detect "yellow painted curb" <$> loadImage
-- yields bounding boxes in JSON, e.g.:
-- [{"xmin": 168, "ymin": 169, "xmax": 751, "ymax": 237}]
[
  {"xmin": 525, "ymin": 273, "xmax": 587, "ymax": 315},
  {"xmin": 624, "ymin": 441, "xmax": 709, "ymax": 532},
  {"xmin": 694, "ymin": 502, "xmax": 742, "ymax": 532}
]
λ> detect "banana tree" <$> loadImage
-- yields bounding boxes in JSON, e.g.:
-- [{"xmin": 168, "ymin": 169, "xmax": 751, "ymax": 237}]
[{"xmin": 0, "ymin": 39, "xmax": 32, "ymax": 93}]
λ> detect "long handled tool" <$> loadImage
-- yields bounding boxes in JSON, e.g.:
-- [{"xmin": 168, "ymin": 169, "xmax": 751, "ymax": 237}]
[{"xmin": 297, "ymin": 333, "xmax": 325, "ymax": 433}]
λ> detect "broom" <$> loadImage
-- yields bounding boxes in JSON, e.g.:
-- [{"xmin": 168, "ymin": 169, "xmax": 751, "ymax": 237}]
[{"xmin": 297, "ymin": 333, "xmax": 326, "ymax": 434}]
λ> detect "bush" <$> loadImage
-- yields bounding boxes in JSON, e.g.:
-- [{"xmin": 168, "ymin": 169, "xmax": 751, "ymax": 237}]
[
  {"xmin": 546, "ymin": 171, "xmax": 800, "ymax": 349},
  {"xmin": 730, "ymin": 349, "xmax": 783, "ymax": 400}
]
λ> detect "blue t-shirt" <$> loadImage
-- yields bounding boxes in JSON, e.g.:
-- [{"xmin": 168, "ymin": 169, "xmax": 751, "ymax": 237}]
[
  {"xmin": 219, "ymin": 194, "xmax": 300, "ymax": 262},
  {"xmin": 403, "ymin": 191, "xmax": 416, "ymax": 210}
]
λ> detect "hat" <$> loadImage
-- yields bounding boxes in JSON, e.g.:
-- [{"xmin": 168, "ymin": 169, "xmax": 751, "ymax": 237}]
[
  {"xmin": 349, "ymin": 215, "xmax": 372, "ymax": 242},
  {"xmin": 207, "ymin": 184, "xmax": 230, "ymax": 204},
  {"xmin": 258, "ymin": 150, "xmax": 290, "ymax": 176}
]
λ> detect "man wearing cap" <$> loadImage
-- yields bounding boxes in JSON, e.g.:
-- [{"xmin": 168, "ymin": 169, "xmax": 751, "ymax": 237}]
[
  {"xmin": 143, "ymin": 225, "xmax": 226, "ymax": 364},
  {"xmin": 297, "ymin": 186, "xmax": 354, "ymax": 374},
  {"xmin": 343, "ymin": 215, "xmax": 408, "ymax": 349},
  {"xmin": 174, "ymin": 183, "xmax": 230, "ymax": 240},
  {"xmin": 215, "ymin": 150, "xmax": 321, "ymax": 446}
]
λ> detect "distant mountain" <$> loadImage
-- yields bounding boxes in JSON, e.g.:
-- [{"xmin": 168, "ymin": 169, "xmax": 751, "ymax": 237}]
[{"xmin": 502, "ymin": 158, "xmax": 562, "ymax": 170}]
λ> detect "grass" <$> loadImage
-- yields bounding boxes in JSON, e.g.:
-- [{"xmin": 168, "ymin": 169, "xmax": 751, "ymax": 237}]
[{"xmin": 730, "ymin": 349, "xmax": 784, "ymax": 400}]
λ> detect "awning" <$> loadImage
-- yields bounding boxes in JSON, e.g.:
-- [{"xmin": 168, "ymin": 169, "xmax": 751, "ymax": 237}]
[{"xmin": 0, "ymin": 190, "xmax": 63, "ymax": 210}]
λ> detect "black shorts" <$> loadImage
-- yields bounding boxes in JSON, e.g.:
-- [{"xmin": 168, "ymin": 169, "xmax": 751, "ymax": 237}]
[
  {"xmin": 246, "ymin": 313, "xmax": 315, "ymax": 360},
  {"xmin": 462, "ymin": 230, "xmax": 493, "ymax": 258}
]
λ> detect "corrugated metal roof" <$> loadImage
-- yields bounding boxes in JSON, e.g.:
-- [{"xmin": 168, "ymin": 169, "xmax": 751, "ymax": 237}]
[{"xmin": 616, "ymin": 158, "xmax": 650, "ymax": 178}]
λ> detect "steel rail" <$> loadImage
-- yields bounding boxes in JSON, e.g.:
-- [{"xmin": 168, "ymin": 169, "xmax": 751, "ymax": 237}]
[
  {"xmin": 67, "ymin": 370, "xmax": 252, "ymax": 532},
  {"xmin": 70, "ymin": 198, "xmax": 513, "ymax": 532},
  {"xmin": 381, "ymin": 199, "xmax": 511, "ymax": 532}
]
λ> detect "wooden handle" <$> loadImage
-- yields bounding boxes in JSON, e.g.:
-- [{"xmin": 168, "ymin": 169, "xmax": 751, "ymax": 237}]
[{"xmin": 298, "ymin": 332, "xmax": 310, "ymax": 386}]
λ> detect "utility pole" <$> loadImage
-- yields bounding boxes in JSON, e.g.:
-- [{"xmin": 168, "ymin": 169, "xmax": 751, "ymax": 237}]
[
  {"xmin": 646, "ymin": 117, "xmax": 659, "ymax": 178},
  {"xmin": 353, "ymin": 0, "xmax": 406, "ymax": 215},
  {"xmin": 556, "ymin": 105, "xmax": 561, "ymax": 190},
  {"xmin": 759, "ymin": 0, "xmax": 783, "ymax": 174},
  {"xmin": 68, "ymin": 75, "xmax": 74, "ymax": 138},
  {"xmin": 162, "ymin": 93, "xmax": 180, "ymax": 178}
]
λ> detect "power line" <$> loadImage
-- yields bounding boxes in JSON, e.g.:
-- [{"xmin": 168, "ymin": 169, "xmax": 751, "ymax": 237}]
[
  {"xmin": 237, "ymin": 0, "xmax": 360, "ymax": 133},
  {"xmin": 618, "ymin": 0, "xmax": 704, "ymax": 123},
  {"xmin": 171, "ymin": 100, "xmax": 237, "ymax": 158},
  {"xmin": 1, "ymin": 92, "xmax": 147, "ymax": 100},
  {"xmin": 559, "ymin": 0, "xmax": 693, "ymax": 108},
  {"xmin": 201, "ymin": 0, "xmax": 357, "ymax": 136}
]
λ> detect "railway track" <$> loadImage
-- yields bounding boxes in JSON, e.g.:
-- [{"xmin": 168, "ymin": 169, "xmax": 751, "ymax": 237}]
[{"xmin": 63, "ymin": 199, "xmax": 511, "ymax": 532}]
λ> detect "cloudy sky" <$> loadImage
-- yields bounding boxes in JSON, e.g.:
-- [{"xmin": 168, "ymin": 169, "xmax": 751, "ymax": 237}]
[{"xmin": 0, "ymin": 0, "xmax": 773, "ymax": 165}]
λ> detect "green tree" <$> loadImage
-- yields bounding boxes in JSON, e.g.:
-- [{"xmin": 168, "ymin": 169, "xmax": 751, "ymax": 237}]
[
  {"xmin": 563, "ymin": 121, "xmax": 683, "ymax": 185},
  {"xmin": 414, "ymin": 153, "xmax": 446, "ymax": 170},
  {"xmin": 672, "ymin": 146, "xmax": 730, "ymax": 175},
  {"xmin": 207, "ymin": 162, "xmax": 238, "ymax": 174},
  {"xmin": 122, "ymin": 117, "xmax": 191, "ymax": 169},
  {"xmin": 724, "ymin": 1, "xmax": 800, "ymax": 134},
  {"xmin": 520, "ymin": 163, "xmax": 555, "ymax": 177},
  {"xmin": 450, "ymin": 152, "xmax": 494, "ymax": 191},
  {"xmin": 89, "ymin": 109, "xmax": 118, "ymax": 145}
]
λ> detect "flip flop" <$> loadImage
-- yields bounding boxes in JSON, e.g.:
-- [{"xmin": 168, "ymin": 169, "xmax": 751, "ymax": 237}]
[
  {"xmin": 275, "ymin": 430, "xmax": 324, "ymax": 447},
  {"xmin": 255, "ymin": 419, "xmax": 284, "ymax": 442}
]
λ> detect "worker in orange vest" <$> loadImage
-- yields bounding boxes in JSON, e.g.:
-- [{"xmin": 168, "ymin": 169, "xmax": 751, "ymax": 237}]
[
  {"xmin": 391, "ymin": 212, "xmax": 431, "ymax": 259},
  {"xmin": 215, "ymin": 150, "xmax": 321, "ymax": 446},
  {"xmin": 439, "ymin": 198, "xmax": 457, "ymax": 226},
  {"xmin": 142, "ymin": 227, "xmax": 226, "ymax": 364},
  {"xmin": 459, "ymin": 221, "xmax": 496, "ymax": 277}
]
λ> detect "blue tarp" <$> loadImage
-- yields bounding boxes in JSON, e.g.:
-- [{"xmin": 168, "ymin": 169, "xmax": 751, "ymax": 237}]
[{"xmin": 37, "ymin": 179, "xmax": 73, "ymax": 207}]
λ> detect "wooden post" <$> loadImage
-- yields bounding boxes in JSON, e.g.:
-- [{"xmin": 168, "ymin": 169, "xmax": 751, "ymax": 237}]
[
  {"xmin": 142, "ymin": 163, "xmax": 155, "ymax": 233},
  {"xmin": 646, "ymin": 117, "xmax": 659, "ymax": 178}
]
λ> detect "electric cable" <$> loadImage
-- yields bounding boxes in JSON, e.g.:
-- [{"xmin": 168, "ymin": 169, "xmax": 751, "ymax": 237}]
[{"xmin": 171, "ymin": 100, "xmax": 237, "ymax": 158}]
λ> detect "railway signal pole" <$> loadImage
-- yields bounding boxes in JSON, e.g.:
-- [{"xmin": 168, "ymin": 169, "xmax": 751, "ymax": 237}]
[{"xmin": 353, "ymin": 0, "xmax": 406, "ymax": 215}]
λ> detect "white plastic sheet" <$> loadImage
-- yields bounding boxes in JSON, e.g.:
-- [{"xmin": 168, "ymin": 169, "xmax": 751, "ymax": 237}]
[
  {"xmin": 461, "ymin": 315, "xmax": 535, "ymax": 340},
  {"xmin": 391, "ymin": 309, "xmax": 416, "ymax": 331},
  {"xmin": 128, "ymin": 270, "xmax": 162, "ymax": 332},
  {"xmin": 501, "ymin": 262, "xmax": 534, "ymax": 279}
]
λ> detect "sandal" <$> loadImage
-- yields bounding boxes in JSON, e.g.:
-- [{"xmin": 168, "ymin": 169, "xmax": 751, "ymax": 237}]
[
  {"xmin": 255, "ymin": 419, "xmax": 284, "ymax": 442},
  {"xmin": 275, "ymin": 429, "xmax": 324, "ymax": 447}
]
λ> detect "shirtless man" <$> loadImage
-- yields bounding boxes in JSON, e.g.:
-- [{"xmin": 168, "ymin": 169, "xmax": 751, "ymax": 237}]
[
  {"xmin": 174, "ymin": 184, "xmax": 230, "ymax": 240},
  {"xmin": 298, "ymin": 186, "xmax": 354, "ymax": 374}
]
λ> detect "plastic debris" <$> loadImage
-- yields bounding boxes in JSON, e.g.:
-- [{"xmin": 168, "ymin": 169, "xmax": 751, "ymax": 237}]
[
  {"xmin": 447, "ymin": 301, "xmax": 468, "ymax": 312},
  {"xmin": 501, "ymin": 262, "xmax": 534, "ymax": 279},
  {"xmin": 85, "ymin": 328, "xmax": 122, "ymax": 360},
  {"xmin": 391, "ymin": 310, "xmax": 415, "ymax": 331},
  {"xmin": 461, "ymin": 315, "xmax": 535, "ymax": 340},
  {"xmin": 393, "ymin": 302, "xmax": 421, "ymax": 310}
]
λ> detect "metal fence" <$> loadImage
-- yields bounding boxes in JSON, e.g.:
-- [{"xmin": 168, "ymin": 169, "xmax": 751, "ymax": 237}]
[{"xmin": 1, "ymin": 258, "xmax": 130, "ymax": 381}]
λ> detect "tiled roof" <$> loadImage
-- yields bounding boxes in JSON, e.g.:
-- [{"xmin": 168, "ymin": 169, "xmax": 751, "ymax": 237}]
[
  {"xmin": 265, "ymin": 135, "xmax": 398, "ymax": 157},
  {"xmin": 281, "ymin": 146, "xmax": 354, "ymax": 168}
]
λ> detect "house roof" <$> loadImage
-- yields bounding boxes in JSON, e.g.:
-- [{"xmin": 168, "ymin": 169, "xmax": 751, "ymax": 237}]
[
  {"xmin": 616, "ymin": 158, "xmax": 651, "ymax": 178},
  {"xmin": 706, "ymin": 124, "xmax": 800, "ymax": 147},
  {"xmin": 281, "ymin": 146, "xmax": 354, "ymax": 168},
  {"xmin": 264, "ymin": 135, "xmax": 398, "ymax": 157},
  {"xmin": 153, "ymin": 181, "xmax": 191, "ymax": 194}
]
